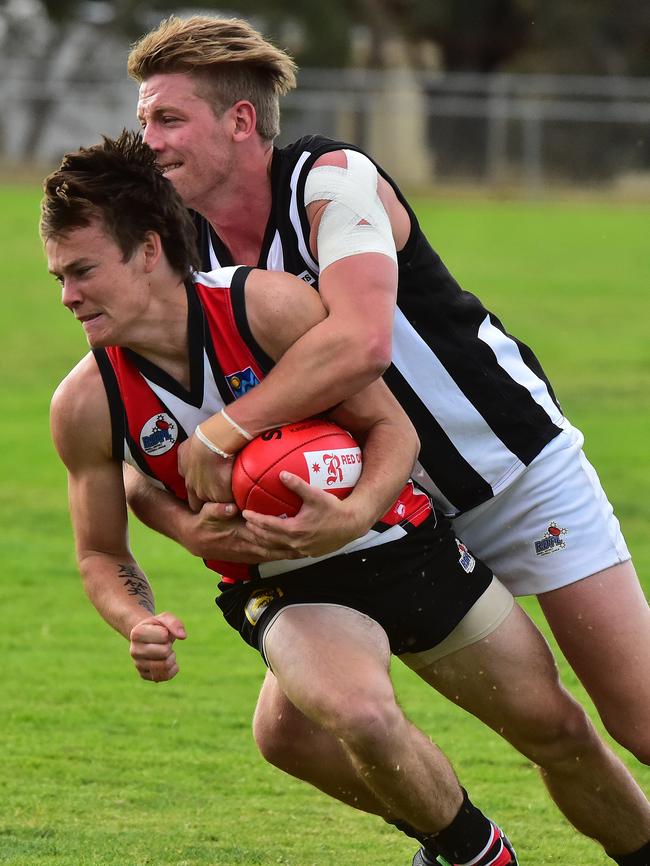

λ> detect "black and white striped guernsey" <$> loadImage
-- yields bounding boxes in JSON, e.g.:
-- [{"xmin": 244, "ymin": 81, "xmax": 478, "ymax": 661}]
[{"xmin": 193, "ymin": 134, "xmax": 565, "ymax": 517}]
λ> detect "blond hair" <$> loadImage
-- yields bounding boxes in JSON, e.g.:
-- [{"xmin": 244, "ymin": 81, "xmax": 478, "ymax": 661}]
[{"xmin": 128, "ymin": 16, "xmax": 297, "ymax": 141}]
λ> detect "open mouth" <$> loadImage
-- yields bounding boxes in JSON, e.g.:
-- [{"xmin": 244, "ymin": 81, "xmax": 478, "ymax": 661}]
[
  {"xmin": 78, "ymin": 313, "xmax": 101, "ymax": 324},
  {"xmin": 160, "ymin": 162, "xmax": 182, "ymax": 175}
]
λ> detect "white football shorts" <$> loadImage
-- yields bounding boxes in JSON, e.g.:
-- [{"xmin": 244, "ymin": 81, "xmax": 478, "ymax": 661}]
[{"xmin": 451, "ymin": 421, "xmax": 631, "ymax": 597}]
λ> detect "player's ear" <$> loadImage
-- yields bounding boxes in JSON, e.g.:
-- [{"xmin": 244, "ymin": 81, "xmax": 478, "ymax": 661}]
[
  {"xmin": 141, "ymin": 230, "xmax": 163, "ymax": 273},
  {"xmin": 230, "ymin": 100, "xmax": 257, "ymax": 141}
]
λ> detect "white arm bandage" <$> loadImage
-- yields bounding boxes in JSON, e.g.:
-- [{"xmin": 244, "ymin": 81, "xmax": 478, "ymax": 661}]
[{"xmin": 304, "ymin": 149, "xmax": 398, "ymax": 273}]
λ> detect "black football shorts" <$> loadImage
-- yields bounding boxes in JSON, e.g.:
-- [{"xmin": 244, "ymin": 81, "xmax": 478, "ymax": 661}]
[{"xmin": 215, "ymin": 510, "xmax": 494, "ymax": 664}]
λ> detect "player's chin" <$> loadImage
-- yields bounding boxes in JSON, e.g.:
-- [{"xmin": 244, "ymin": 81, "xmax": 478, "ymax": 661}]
[
  {"xmin": 85, "ymin": 334, "xmax": 110, "ymax": 349},
  {"xmin": 82, "ymin": 323, "xmax": 112, "ymax": 348}
]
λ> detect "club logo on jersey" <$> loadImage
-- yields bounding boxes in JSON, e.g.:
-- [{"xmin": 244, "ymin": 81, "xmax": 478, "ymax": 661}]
[
  {"xmin": 455, "ymin": 539, "xmax": 476, "ymax": 573},
  {"xmin": 140, "ymin": 413, "xmax": 177, "ymax": 456},
  {"xmin": 226, "ymin": 367, "xmax": 260, "ymax": 398},
  {"xmin": 296, "ymin": 269, "xmax": 316, "ymax": 285},
  {"xmin": 244, "ymin": 587, "xmax": 284, "ymax": 626},
  {"xmin": 303, "ymin": 447, "xmax": 362, "ymax": 490},
  {"xmin": 534, "ymin": 522, "xmax": 568, "ymax": 556}
]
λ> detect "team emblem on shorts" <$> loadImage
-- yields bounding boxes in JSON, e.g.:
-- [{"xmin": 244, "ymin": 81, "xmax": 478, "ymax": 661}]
[
  {"xmin": 296, "ymin": 269, "xmax": 316, "ymax": 285},
  {"xmin": 534, "ymin": 522, "xmax": 568, "ymax": 556},
  {"xmin": 139, "ymin": 413, "xmax": 177, "ymax": 456},
  {"xmin": 244, "ymin": 587, "xmax": 284, "ymax": 626},
  {"xmin": 455, "ymin": 539, "xmax": 476, "ymax": 573},
  {"xmin": 226, "ymin": 367, "xmax": 259, "ymax": 398}
]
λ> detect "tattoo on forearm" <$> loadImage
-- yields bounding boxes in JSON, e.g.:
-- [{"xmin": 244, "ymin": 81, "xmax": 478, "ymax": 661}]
[{"xmin": 118, "ymin": 564, "xmax": 154, "ymax": 613}]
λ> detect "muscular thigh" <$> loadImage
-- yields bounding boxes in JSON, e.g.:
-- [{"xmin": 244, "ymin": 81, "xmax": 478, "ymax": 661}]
[
  {"xmin": 404, "ymin": 604, "xmax": 573, "ymax": 740},
  {"xmin": 538, "ymin": 561, "xmax": 650, "ymax": 732},
  {"xmin": 263, "ymin": 604, "xmax": 393, "ymax": 723}
]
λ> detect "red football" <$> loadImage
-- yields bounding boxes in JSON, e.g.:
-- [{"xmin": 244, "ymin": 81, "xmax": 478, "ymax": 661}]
[{"xmin": 232, "ymin": 419, "xmax": 362, "ymax": 517}]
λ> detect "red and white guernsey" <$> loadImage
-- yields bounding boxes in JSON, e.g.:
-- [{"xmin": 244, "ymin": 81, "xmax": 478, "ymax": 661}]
[{"xmin": 94, "ymin": 266, "xmax": 433, "ymax": 583}]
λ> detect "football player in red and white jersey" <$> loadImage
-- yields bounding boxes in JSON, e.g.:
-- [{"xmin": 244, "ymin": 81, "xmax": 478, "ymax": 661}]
[{"xmin": 43, "ymin": 132, "xmax": 650, "ymax": 866}]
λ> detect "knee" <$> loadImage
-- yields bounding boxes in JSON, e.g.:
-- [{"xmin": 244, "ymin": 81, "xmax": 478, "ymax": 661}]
[
  {"xmin": 325, "ymin": 695, "xmax": 404, "ymax": 755},
  {"xmin": 252, "ymin": 703, "xmax": 307, "ymax": 771},
  {"xmin": 513, "ymin": 694, "xmax": 599, "ymax": 766},
  {"xmin": 252, "ymin": 692, "xmax": 402, "ymax": 766}
]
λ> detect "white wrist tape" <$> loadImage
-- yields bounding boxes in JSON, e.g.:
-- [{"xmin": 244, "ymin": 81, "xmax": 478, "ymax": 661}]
[
  {"xmin": 195, "ymin": 424, "xmax": 233, "ymax": 459},
  {"xmin": 304, "ymin": 149, "xmax": 397, "ymax": 273},
  {"xmin": 220, "ymin": 408, "xmax": 253, "ymax": 442}
]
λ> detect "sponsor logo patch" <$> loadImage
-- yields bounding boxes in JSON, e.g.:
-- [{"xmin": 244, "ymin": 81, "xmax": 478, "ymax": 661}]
[
  {"xmin": 455, "ymin": 539, "xmax": 476, "ymax": 573},
  {"xmin": 226, "ymin": 366, "xmax": 260, "ymax": 398},
  {"xmin": 303, "ymin": 447, "xmax": 363, "ymax": 490},
  {"xmin": 244, "ymin": 587, "xmax": 284, "ymax": 626},
  {"xmin": 140, "ymin": 413, "xmax": 177, "ymax": 456},
  {"xmin": 534, "ymin": 522, "xmax": 568, "ymax": 556}
]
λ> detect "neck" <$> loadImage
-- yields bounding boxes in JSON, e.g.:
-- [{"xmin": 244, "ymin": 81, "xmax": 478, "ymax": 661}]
[
  {"xmin": 126, "ymin": 278, "xmax": 190, "ymax": 386},
  {"xmin": 194, "ymin": 143, "xmax": 274, "ymax": 266}
]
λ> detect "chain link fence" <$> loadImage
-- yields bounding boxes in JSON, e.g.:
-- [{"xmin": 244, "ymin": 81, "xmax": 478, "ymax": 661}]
[{"xmin": 4, "ymin": 55, "xmax": 650, "ymax": 196}]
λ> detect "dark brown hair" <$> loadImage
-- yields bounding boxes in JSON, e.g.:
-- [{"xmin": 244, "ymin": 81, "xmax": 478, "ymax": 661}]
[{"xmin": 40, "ymin": 130, "xmax": 199, "ymax": 277}]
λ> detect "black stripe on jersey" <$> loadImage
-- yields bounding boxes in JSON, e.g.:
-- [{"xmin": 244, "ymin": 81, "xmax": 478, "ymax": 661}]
[
  {"xmin": 229, "ymin": 266, "xmax": 275, "ymax": 376},
  {"xmin": 192, "ymin": 212, "xmax": 215, "ymax": 272},
  {"xmin": 412, "ymin": 306, "xmax": 560, "ymax": 470},
  {"xmin": 202, "ymin": 337, "xmax": 238, "ymax": 407},
  {"xmin": 429, "ymin": 312, "xmax": 563, "ymax": 467},
  {"xmin": 257, "ymin": 157, "xmax": 285, "ymax": 268},
  {"xmin": 382, "ymin": 363, "xmax": 494, "ymax": 512},
  {"xmin": 93, "ymin": 348, "xmax": 126, "ymax": 463}
]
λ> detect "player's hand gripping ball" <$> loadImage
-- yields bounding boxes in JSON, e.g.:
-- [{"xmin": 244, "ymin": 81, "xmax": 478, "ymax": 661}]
[{"xmin": 232, "ymin": 419, "xmax": 362, "ymax": 517}]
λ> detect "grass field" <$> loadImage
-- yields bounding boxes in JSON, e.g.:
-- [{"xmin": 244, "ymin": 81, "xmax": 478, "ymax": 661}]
[{"xmin": 1, "ymin": 185, "xmax": 648, "ymax": 866}]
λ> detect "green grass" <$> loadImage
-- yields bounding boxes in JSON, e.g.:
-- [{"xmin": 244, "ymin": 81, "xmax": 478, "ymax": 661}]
[{"xmin": 1, "ymin": 186, "xmax": 648, "ymax": 865}]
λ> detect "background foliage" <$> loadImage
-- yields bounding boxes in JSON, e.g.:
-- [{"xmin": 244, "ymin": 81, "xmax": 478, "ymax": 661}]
[{"xmin": 24, "ymin": 0, "xmax": 650, "ymax": 73}]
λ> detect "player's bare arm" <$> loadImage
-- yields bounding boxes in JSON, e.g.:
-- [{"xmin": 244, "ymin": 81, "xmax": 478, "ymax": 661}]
[
  {"xmin": 185, "ymin": 151, "xmax": 409, "ymax": 499},
  {"xmin": 209, "ymin": 152, "xmax": 406, "ymax": 442},
  {"xmin": 50, "ymin": 357, "xmax": 185, "ymax": 680},
  {"xmin": 235, "ymin": 269, "xmax": 419, "ymax": 556},
  {"xmin": 124, "ymin": 464, "xmax": 300, "ymax": 563}
]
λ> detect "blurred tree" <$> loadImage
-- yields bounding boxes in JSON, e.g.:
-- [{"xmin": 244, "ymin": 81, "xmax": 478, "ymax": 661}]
[
  {"xmin": 14, "ymin": 0, "xmax": 650, "ymax": 75},
  {"xmin": 41, "ymin": 0, "xmax": 78, "ymax": 22},
  {"xmin": 209, "ymin": 0, "xmax": 353, "ymax": 67},
  {"xmin": 513, "ymin": 0, "xmax": 650, "ymax": 76},
  {"xmin": 398, "ymin": 0, "xmax": 535, "ymax": 72}
]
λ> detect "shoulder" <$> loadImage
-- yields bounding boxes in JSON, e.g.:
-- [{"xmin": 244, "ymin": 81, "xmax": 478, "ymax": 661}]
[
  {"xmin": 312, "ymin": 149, "xmax": 349, "ymax": 170},
  {"xmin": 244, "ymin": 268, "xmax": 325, "ymax": 319},
  {"xmin": 278, "ymin": 134, "xmax": 339, "ymax": 160},
  {"xmin": 243, "ymin": 269, "xmax": 326, "ymax": 360},
  {"xmin": 305, "ymin": 147, "xmax": 411, "ymax": 247},
  {"xmin": 51, "ymin": 353, "xmax": 113, "ymax": 470}
]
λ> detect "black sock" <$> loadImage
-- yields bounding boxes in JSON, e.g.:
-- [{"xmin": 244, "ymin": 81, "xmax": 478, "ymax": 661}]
[
  {"xmin": 423, "ymin": 789, "xmax": 495, "ymax": 865},
  {"xmin": 385, "ymin": 817, "xmax": 437, "ymax": 848},
  {"xmin": 386, "ymin": 789, "xmax": 498, "ymax": 865},
  {"xmin": 612, "ymin": 840, "xmax": 650, "ymax": 866}
]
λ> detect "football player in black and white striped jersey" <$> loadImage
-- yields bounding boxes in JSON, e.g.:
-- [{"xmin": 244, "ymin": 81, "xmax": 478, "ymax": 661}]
[{"xmin": 126, "ymin": 15, "xmax": 650, "ymax": 866}]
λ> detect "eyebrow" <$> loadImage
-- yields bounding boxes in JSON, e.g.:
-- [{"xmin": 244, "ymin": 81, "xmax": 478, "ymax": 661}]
[
  {"xmin": 48, "ymin": 257, "xmax": 93, "ymax": 276},
  {"xmin": 138, "ymin": 103, "xmax": 185, "ymax": 119}
]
